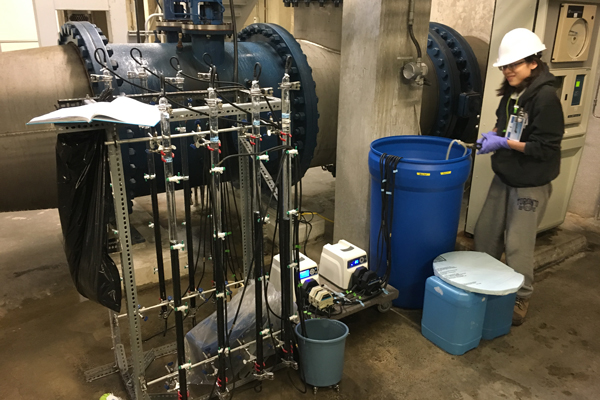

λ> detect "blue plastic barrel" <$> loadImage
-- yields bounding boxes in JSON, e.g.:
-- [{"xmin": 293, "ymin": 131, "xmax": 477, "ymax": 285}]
[
  {"xmin": 368, "ymin": 136, "xmax": 472, "ymax": 308},
  {"xmin": 295, "ymin": 319, "xmax": 349, "ymax": 387}
]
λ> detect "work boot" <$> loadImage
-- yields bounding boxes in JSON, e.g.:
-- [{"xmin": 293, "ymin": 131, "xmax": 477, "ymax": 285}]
[{"xmin": 512, "ymin": 297, "xmax": 530, "ymax": 326}]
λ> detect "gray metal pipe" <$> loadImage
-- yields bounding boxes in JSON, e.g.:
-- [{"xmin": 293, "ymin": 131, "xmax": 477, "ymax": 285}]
[{"xmin": 0, "ymin": 44, "xmax": 92, "ymax": 211}]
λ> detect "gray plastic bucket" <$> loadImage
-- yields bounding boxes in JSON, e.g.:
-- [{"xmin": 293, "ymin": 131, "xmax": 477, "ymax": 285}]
[{"xmin": 295, "ymin": 319, "xmax": 349, "ymax": 387}]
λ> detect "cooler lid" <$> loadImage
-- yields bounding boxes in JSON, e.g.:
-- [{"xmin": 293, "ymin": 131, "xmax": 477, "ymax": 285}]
[{"xmin": 433, "ymin": 251, "xmax": 524, "ymax": 295}]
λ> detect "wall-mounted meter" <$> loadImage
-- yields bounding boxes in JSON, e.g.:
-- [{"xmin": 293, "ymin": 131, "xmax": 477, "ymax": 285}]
[
  {"xmin": 551, "ymin": 68, "xmax": 590, "ymax": 126},
  {"xmin": 552, "ymin": 3, "xmax": 597, "ymax": 62}
]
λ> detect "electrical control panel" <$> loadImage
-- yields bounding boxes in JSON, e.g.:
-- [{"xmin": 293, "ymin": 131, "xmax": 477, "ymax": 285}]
[
  {"xmin": 319, "ymin": 240, "xmax": 368, "ymax": 289},
  {"xmin": 551, "ymin": 67, "xmax": 590, "ymax": 126},
  {"xmin": 552, "ymin": 3, "xmax": 597, "ymax": 62}
]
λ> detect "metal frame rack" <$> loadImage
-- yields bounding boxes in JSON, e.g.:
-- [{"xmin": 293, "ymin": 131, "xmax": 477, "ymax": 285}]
[{"xmin": 58, "ymin": 71, "xmax": 303, "ymax": 399}]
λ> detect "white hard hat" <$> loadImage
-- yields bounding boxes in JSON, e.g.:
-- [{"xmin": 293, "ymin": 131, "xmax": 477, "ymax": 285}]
[{"xmin": 493, "ymin": 28, "xmax": 546, "ymax": 67}]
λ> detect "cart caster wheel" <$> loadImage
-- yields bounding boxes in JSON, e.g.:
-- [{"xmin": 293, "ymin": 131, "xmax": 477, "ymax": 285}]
[
  {"xmin": 377, "ymin": 302, "xmax": 392, "ymax": 313},
  {"xmin": 334, "ymin": 384, "xmax": 340, "ymax": 393},
  {"xmin": 313, "ymin": 387, "xmax": 318, "ymax": 395}
]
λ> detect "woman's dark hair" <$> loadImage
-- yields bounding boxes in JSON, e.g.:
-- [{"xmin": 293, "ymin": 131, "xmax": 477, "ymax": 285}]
[{"xmin": 497, "ymin": 53, "xmax": 547, "ymax": 96}]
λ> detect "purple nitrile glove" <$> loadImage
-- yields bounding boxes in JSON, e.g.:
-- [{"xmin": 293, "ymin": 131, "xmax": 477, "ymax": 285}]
[
  {"xmin": 478, "ymin": 132, "xmax": 509, "ymax": 155},
  {"xmin": 476, "ymin": 130, "xmax": 496, "ymax": 147}
]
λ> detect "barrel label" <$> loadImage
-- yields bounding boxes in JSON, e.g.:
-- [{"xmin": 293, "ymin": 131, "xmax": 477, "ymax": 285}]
[
  {"xmin": 440, "ymin": 171, "xmax": 452, "ymax": 175},
  {"xmin": 416, "ymin": 172, "xmax": 430, "ymax": 176}
]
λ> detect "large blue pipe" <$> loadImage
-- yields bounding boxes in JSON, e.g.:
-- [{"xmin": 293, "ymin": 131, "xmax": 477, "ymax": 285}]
[{"xmin": 58, "ymin": 20, "xmax": 319, "ymax": 199}]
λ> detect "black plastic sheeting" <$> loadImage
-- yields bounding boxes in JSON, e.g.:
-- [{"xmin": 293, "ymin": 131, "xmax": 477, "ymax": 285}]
[{"xmin": 56, "ymin": 130, "xmax": 122, "ymax": 312}]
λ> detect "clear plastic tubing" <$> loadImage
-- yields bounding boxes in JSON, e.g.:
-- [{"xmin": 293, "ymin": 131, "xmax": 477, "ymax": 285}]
[{"xmin": 158, "ymin": 97, "xmax": 178, "ymax": 243}]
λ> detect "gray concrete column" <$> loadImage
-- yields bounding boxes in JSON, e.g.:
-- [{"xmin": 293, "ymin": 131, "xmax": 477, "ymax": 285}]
[{"xmin": 333, "ymin": 0, "xmax": 432, "ymax": 249}]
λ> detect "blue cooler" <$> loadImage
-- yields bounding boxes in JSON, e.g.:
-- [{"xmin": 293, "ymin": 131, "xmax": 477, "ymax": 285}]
[
  {"xmin": 482, "ymin": 293, "xmax": 517, "ymax": 340},
  {"xmin": 421, "ymin": 276, "xmax": 487, "ymax": 355}
]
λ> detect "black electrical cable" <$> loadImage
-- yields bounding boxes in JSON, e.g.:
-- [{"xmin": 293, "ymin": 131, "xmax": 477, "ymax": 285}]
[
  {"xmin": 214, "ymin": 149, "xmax": 288, "ymax": 387},
  {"xmin": 215, "ymin": 89, "xmax": 281, "ymax": 129},
  {"xmin": 222, "ymin": 180, "xmax": 241, "ymax": 280},
  {"xmin": 169, "ymin": 56, "xmax": 246, "ymax": 89},
  {"xmin": 93, "ymin": 48, "xmax": 161, "ymax": 94},
  {"xmin": 227, "ymin": 179, "xmax": 243, "ymax": 269},
  {"xmin": 203, "ymin": 131, "xmax": 291, "ymax": 395},
  {"xmin": 408, "ymin": 24, "xmax": 422, "ymax": 58},
  {"xmin": 375, "ymin": 153, "xmax": 403, "ymax": 287},
  {"xmin": 142, "ymin": 293, "xmax": 213, "ymax": 342},
  {"xmin": 229, "ymin": 0, "xmax": 239, "ymax": 83},
  {"xmin": 263, "ymin": 96, "xmax": 282, "ymax": 130},
  {"xmin": 225, "ymin": 145, "xmax": 289, "ymax": 337},
  {"xmin": 155, "ymin": 0, "xmax": 163, "ymax": 11},
  {"xmin": 130, "ymin": 48, "xmax": 183, "ymax": 92}
]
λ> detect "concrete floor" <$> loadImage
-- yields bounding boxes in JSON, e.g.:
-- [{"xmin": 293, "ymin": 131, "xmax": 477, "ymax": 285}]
[{"xmin": 1, "ymin": 168, "xmax": 599, "ymax": 399}]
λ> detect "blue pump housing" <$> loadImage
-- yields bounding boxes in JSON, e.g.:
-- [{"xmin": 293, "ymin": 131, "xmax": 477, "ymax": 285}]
[{"xmin": 57, "ymin": 19, "xmax": 319, "ymax": 201}]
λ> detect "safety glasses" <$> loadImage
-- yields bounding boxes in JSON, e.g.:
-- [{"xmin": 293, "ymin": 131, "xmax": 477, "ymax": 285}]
[{"xmin": 498, "ymin": 60, "xmax": 526, "ymax": 71}]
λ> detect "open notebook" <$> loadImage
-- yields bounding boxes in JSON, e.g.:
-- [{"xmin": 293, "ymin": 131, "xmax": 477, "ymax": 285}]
[{"xmin": 28, "ymin": 96, "xmax": 161, "ymax": 127}]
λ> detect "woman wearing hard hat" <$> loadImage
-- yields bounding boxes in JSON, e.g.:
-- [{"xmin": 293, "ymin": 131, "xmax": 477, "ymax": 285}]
[{"xmin": 474, "ymin": 28, "xmax": 564, "ymax": 326}]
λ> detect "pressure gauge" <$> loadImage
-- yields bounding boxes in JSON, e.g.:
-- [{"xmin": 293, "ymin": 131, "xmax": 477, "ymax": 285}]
[{"xmin": 567, "ymin": 18, "xmax": 587, "ymax": 58}]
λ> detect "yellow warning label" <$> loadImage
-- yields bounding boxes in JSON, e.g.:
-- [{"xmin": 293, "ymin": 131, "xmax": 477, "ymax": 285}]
[
  {"xmin": 416, "ymin": 172, "xmax": 430, "ymax": 176},
  {"xmin": 440, "ymin": 171, "xmax": 452, "ymax": 175}
]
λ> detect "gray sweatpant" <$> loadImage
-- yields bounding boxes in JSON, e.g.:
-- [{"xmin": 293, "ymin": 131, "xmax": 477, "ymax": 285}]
[{"xmin": 474, "ymin": 175, "xmax": 552, "ymax": 299}]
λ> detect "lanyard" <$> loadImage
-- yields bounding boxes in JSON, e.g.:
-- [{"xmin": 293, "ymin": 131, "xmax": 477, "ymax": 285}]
[{"xmin": 504, "ymin": 94, "xmax": 521, "ymax": 132}]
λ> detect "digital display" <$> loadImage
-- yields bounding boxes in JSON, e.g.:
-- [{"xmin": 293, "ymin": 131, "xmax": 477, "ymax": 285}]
[
  {"xmin": 299, "ymin": 270, "xmax": 311, "ymax": 280},
  {"xmin": 572, "ymin": 75, "xmax": 585, "ymax": 106},
  {"xmin": 348, "ymin": 256, "xmax": 364, "ymax": 269}
]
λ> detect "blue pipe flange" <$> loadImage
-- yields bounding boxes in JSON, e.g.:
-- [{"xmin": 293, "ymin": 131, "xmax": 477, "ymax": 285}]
[
  {"xmin": 58, "ymin": 22, "xmax": 122, "ymax": 95},
  {"xmin": 238, "ymin": 23, "xmax": 319, "ymax": 179},
  {"xmin": 429, "ymin": 23, "xmax": 482, "ymax": 141},
  {"xmin": 426, "ymin": 28, "xmax": 461, "ymax": 138}
]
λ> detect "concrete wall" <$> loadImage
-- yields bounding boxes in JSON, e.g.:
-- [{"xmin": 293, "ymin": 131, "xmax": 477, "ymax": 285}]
[
  {"xmin": 429, "ymin": 0, "xmax": 495, "ymax": 43},
  {"xmin": 0, "ymin": 0, "xmax": 39, "ymax": 52},
  {"xmin": 243, "ymin": 0, "xmax": 293, "ymax": 30}
]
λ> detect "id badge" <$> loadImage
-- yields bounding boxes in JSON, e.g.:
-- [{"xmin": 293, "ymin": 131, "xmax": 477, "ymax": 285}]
[{"xmin": 506, "ymin": 112, "xmax": 528, "ymax": 142}]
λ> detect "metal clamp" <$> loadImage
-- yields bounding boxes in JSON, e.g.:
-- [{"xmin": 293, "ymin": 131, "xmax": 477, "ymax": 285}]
[
  {"xmin": 254, "ymin": 371, "xmax": 274, "ymax": 381},
  {"xmin": 279, "ymin": 81, "xmax": 301, "ymax": 91},
  {"xmin": 165, "ymin": 75, "xmax": 185, "ymax": 88},
  {"xmin": 198, "ymin": 72, "xmax": 216, "ymax": 81},
  {"xmin": 166, "ymin": 175, "xmax": 189, "ymax": 183},
  {"xmin": 170, "ymin": 242, "xmax": 185, "ymax": 251}
]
